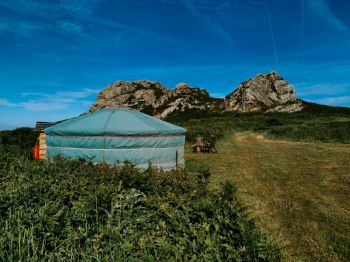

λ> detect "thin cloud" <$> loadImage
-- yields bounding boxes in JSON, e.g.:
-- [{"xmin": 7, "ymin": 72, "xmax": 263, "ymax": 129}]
[
  {"xmin": 313, "ymin": 96, "xmax": 350, "ymax": 106},
  {"xmin": 0, "ymin": 20, "xmax": 48, "ymax": 37},
  {"xmin": 0, "ymin": 99, "xmax": 19, "ymax": 107},
  {"xmin": 298, "ymin": 83, "xmax": 349, "ymax": 96},
  {"xmin": 307, "ymin": 0, "xmax": 349, "ymax": 33},
  {"xmin": 0, "ymin": 17, "xmax": 85, "ymax": 38},
  {"xmin": 0, "ymin": 1, "xmax": 91, "ymax": 38},
  {"xmin": 56, "ymin": 89, "xmax": 99, "ymax": 98},
  {"xmin": 0, "ymin": 1, "xmax": 51, "ymax": 13},
  {"xmin": 21, "ymin": 102, "xmax": 68, "ymax": 112},
  {"xmin": 90, "ymin": 63, "xmax": 246, "ymax": 80},
  {"xmin": 0, "ymin": 123, "xmax": 15, "ymax": 130},
  {"xmin": 58, "ymin": 0, "xmax": 101, "ymax": 16},
  {"xmin": 22, "ymin": 88, "xmax": 98, "ymax": 99},
  {"xmin": 210, "ymin": 92, "xmax": 226, "ymax": 98},
  {"xmin": 2, "ymin": 88, "xmax": 98, "ymax": 112},
  {"xmin": 88, "ymin": 18, "xmax": 176, "ymax": 43},
  {"xmin": 58, "ymin": 21, "xmax": 86, "ymax": 37},
  {"xmin": 0, "ymin": 0, "xmax": 99, "ymax": 17},
  {"xmin": 179, "ymin": 0, "xmax": 234, "ymax": 42},
  {"xmin": 0, "ymin": 1, "xmax": 174, "ymax": 44}
]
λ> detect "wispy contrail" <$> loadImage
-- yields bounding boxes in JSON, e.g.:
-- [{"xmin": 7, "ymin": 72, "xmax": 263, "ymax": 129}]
[
  {"xmin": 301, "ymin": 0, "xmax": 305, "ymax": 77},
  {"xmin": 264, "ymin": 0, "xmax": 280, "ymax": 71}
]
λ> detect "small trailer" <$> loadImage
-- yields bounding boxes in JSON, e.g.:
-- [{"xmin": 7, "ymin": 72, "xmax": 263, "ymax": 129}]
[{"xmin": 193, "ymin": 136, "xmax": 217, "ymax": 153}]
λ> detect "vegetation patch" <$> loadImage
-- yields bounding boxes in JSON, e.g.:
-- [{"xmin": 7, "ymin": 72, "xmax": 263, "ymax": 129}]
[
  {"xmin": 1, "ymin": 101, "xmax": 350, "ymax": 260},
  {"xmin": 168, "ymin": 102, "xmax": 350, "ymax": 143},
  {"xmin": 186, "ymin": 132, "xmax": 350, "ymax": 261},
  {"xmin": 0, "ymin": 143, "xmax": 280, "ymax": 260}
]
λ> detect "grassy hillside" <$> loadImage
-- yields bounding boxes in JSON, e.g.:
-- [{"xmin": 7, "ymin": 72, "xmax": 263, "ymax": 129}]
[
  {"xmin": 169, "ymin": 103, "xmax": 350, "ymax": 261},
  {"xmin": 1, "ymin": 102, "xmax": 349, "ymax": 260},
  {"xmin": 186, "ymin": 132, "xmax": 350, "ymax": 261},
  {"xmin": 167, "ymin": 102, "xmax": 350, "ymax": 143},
  {"xmin": 0, "ymin": 136, "xmax": 280, "ymax": 260}
]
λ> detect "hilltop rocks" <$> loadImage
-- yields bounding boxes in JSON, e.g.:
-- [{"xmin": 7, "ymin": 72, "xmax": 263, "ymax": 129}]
[
  {"xmin": 224, "ymin": 71, "xmax": 303, "ymax": 113},
  {"xmin": 88, "ymin": 71, "xmax": 303, "ymax": 118},
  {"xmin": 88, "ymin": 80, "xmax": 223, "ymax": 118}
]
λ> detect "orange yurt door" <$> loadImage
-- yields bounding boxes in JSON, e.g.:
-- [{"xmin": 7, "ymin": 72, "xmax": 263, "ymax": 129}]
[
  {"xmin": 32, "ymin": 133, "xmax": 47, "ymax": 160},
  {"xmin": 38, "ymin": 133, "xmax": 47, "ymax": 159}
]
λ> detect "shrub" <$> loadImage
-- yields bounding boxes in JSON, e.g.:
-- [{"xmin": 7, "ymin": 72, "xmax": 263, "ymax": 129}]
[
  {"xmin": 0, "ymin": 127, "xmax": 37, "ymax": 156},
  {"xmin": 265, "ymin": 118, "xmax": 282, "ymax": 127},
  {"xmin": 0, "ymin": 147, "xmax": 281, "ymax": 260},
  {"xmin": 167, "ymin": 106, "xmax": 350, "ymax": 144}
]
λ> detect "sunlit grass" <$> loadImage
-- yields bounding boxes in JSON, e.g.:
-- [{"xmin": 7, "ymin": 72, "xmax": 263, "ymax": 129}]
[
  {"xmin": 186, "ymin": 132, "xmax": 350, "ymax": 261},
  {"xmin": 168, "ymin": 102, "xmax": 350, "ymax": 144}
]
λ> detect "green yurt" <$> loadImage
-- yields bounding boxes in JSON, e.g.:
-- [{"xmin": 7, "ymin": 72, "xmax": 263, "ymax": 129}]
[{"xmin": 45, "ymin": 108, "xmax": 186, "ymax": 169}]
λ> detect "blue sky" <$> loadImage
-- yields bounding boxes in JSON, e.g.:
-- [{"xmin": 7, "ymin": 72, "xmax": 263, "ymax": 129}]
[{"xmin": 0, "ymin": 0, "xmax": 350, "ymax": 129}]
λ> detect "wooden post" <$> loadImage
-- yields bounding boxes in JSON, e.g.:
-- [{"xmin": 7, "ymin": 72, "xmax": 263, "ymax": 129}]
[{"xmin": 177, "ymin": 144, "xmax": 182, "ymax": 171}]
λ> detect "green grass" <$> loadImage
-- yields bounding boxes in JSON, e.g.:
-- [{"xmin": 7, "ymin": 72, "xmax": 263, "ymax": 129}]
[
  {"xmin": 1, "ymin": 102, "xmax": 349, "ymax": 260},
  {"xmin": 167, "ymin": 103, "xmax": 350, "ymax": 261},
  {"xmin": 268, "ymin": 121, "xmax": 350, "ymax": 142},
  {"xmin": 0, "ymin": 143, "xmax": 281, "ymax": 261},
  {"xmin": 184, "ymin": 131, "xmax": 350, "ymax": 261},
  {"xmin": 167, "ymin": 102, "xmax": 350, "ymax": 143}
]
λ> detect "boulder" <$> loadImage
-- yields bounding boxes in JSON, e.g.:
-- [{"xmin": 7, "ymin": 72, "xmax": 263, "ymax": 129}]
[
  {"xmin": 88, "ymin": 71, "xmax": 303, "ymax": 118},
  {"xmin": 224, "ymin": 71, "xmax": 303, "ymax": 112},
  {"xmin": 88, "ymin": 80, "xmax": 221, "ymax": 118}
]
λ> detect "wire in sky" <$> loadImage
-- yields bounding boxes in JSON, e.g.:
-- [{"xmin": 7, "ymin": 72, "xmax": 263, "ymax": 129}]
[
  {"xmin": 301, "ymin": 0, "xmax": 305, "ymax": 78},
  {"xmin": 264, "ymin": 0, "xmax": 280, "ymax": 71}
]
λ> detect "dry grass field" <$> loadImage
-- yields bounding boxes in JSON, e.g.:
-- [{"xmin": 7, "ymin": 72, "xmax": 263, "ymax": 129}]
[{"xmin": 186, "ymin": 132, "xmax": 350, "ymax": 261}]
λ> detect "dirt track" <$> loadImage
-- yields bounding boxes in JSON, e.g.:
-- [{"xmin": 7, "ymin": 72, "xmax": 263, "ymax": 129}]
[{"xmin": 187, "ymin": 132, "xmax": 350, "ymax": 261}]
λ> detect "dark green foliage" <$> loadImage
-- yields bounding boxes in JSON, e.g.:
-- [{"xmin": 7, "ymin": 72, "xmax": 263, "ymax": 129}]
[
  {"xmin": 268, "ymin": 121, "xmax": 350, "ymax": 142},
  {"xmin": 0, "ymin": 127, "xmax": 37, "ymax": 156},
  {"xmin": 167, "ymin": 102, "xmax": 350, "ymax": 143},
  {"xmin": 0, "ymin": 147, "xmax": 281, "ymax": 261},
  {"xmin": 329, "ymin": 234, "xmax": 350, "ymax": 262},
  {"xmin": 265, "ymin": 118, "xmax": 282, "ymax": 127},
  {"xmin": 301, "ymin": 101, "xmax": 350, "ymax": 115},
  {"xmin": 220, "ymin": 181, "xmax": 237, "ymax": 202}
]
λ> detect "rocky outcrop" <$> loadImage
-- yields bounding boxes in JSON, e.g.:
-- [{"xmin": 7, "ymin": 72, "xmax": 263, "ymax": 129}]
[
  {"xmin": 224, "ymin": 71, "xmax": 303, "ymax": 113},
  {"xmin": 88, "ymin": 80, "xmax": 224, "ymax": 118},
  {"xmin": 88, "ymin": 72, "xmax": 303, "ymax": 118}
]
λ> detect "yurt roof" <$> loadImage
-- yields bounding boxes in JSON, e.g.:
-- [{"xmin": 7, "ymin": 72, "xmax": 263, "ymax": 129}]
[{"xmin": 45, "ymin": 108, "xmax": 186, "ymax": 136}]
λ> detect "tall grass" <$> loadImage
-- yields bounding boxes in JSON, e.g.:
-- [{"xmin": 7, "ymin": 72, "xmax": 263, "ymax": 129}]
[
  {"xmin": 2, "ymin": 102, "xmax": 348, "ymax": 260},
  {"xmin": 0, "ymin": 146, "xmax": 281, "ymax": 261},
  {"xmin": 167, "ymin": 102, "xmax": 350, "ymax": 143}
]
